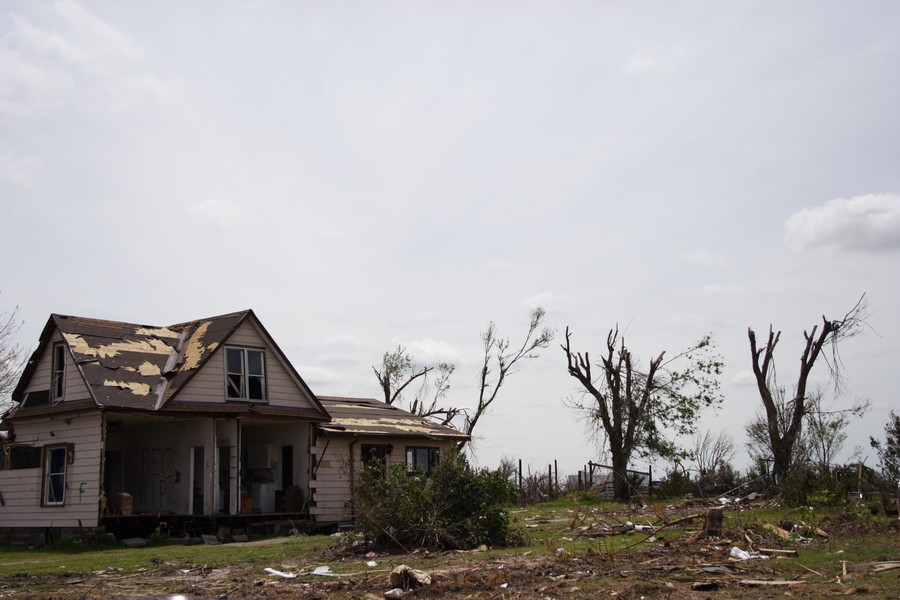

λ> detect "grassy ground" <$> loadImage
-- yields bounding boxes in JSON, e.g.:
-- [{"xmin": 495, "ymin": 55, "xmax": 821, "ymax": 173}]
[{"xmin": 0, "ymin": 497, "xmax": 897, "ymax": 598}]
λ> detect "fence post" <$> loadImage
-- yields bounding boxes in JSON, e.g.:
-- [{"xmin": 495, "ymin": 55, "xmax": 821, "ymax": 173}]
[
  {"xmin": 518, "ymin": 459, "xmax": 523, "ymax": 491},
  {"xmin": 554, "ymin": 460, "xmax": 558, "ymax": 495}
]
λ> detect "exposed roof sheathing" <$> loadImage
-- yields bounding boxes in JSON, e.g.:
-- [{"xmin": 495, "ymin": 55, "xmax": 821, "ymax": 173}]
[
  {"xmin": 7, "ymin": 310, "xmax": 328, "ymax": 419},
  {"xmin": 46, "ymin": 312, "xmax": 250, "ymax": 410},
  {"xmin": 317, "ymin": 396, "xmax": 469, "ymax": 440}
]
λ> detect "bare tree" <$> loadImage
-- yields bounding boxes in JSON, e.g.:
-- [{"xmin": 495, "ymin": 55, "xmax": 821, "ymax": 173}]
[
  {"xmin": 804, "ymin": 391, "xmax": 868, "ymax": 472},
  {"xmin": 373, "ymin": 307, "xmax": 553, "ymax": 438},
  {"xmin": 563, "ymin": 326, "xmax": 723, "ymax": 500},
  {"xmin": 747, "ymin": 295, "xmax": 868, "ymax": 484},
  {"xmin": 693, "ymin": 430, "xmax": 735, "ymax": 493},
  {"xmin": 1, "ymin": 300, "xmax": 25, "ymax": 410},
  {"xmin": 459, "ymin": 307, "xmax": 554, "ymax": 450}
]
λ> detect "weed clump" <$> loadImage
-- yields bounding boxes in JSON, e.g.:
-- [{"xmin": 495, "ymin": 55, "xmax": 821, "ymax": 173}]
[{"xmin": 352, "ymin": 449, "xmax": 521, "ymax": 551}]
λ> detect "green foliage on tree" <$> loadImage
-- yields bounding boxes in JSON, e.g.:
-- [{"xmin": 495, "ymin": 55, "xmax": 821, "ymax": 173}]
[
  {"xmin": 352, "ymin": 449, "xmax": 521, "ymax": 551},
  {"xmin": 871, "ymin": 411, "xmax": 900, "ymax": 483},
  {"xmin": 372, "ymin": 307, "xmax": 554, "ymax": 447},
  {"xmin": 563, "ymin": 327, "xmax": 723, "ymax": 500}
]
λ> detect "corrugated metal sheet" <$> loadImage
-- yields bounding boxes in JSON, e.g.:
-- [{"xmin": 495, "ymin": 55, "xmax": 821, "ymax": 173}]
[{"xmin": 317, "ymin": 396, "xmax": 469, "ymax": 440}]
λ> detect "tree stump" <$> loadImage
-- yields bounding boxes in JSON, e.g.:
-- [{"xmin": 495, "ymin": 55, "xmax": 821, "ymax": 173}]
[{"xmin": 704, "ymin": 507, "xmax": 724, "ymax": 537}]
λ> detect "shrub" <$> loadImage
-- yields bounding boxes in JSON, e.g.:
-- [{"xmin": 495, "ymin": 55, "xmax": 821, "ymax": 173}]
[
  {"xmin": 657, "ymin": 466, "xmax": 690, "ymax": 499},
  {"xmin": 352, "ymin": 449, "xmax": 521, "ymax": 551}
]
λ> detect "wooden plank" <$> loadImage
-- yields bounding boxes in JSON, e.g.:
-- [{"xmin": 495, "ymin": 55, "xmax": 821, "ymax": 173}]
[
  {"xmin": 739, "ymin": 580, "xmax": 803, "ymax": 587},
  {"xmin": 758, "ymin": 548, "xmax": 799, "ymax": 557}
]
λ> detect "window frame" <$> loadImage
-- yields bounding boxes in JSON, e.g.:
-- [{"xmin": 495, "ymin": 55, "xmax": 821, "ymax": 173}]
[
  {"xmin": 42, "ymin": 444, "xmax": 68, "ymax": 507},
  {"xmin": 405, "ymin": 446, "xmax": 439, "ymax": 475},
  {"xmin": 51, "ymin": 342, "xmax": 66, "ymax": 402},
  {"xmin": 361, "ymin": 444, "xmax": 390, "ymax": 476},
  {"xmin": 224, "ymin": 347, "xmax": 267, "ymax": 401},
  {"xmin": 8, "ymin": 446, "xmax": 42, "ymax": 470}
]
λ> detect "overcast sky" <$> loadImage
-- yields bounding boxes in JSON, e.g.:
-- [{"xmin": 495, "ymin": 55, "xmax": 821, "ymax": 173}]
[{"xmin": 2, "ymin": 1, "xmax": 898, "ymax": 479}]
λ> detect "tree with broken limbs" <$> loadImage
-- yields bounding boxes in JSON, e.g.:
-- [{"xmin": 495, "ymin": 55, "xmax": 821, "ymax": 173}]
[
  {"xmin": 373, "ymin": 346, "xmax": 457, "ymax": 425},
  {"xmin": 747, "ymin": 295, "xmax": 867, "ymax": 485},
  {"xmin": 372, "ymin": 307, "xmax": 554, "ymax": 449},
  {"xmin": 563, "ymin": 326, "xmax": 723, "ymax": 501}
]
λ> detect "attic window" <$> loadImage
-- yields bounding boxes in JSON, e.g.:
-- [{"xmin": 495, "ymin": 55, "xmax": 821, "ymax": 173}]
[
  {"xmin": 225, "ymin": 347, "xmax": 266, "ymax": 401},
  {"xmin": 51, "ymin": 343, "xmax": 65, "ymax": 402}
]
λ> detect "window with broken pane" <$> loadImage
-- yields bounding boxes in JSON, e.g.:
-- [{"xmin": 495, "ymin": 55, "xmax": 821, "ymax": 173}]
[
  {"xmin": 225, "ymin": 347, "xmax": 266, "ymax": 401},
  {"xmin": 51, "ymin": 343, "xmax": 65, "ymax": 401}
]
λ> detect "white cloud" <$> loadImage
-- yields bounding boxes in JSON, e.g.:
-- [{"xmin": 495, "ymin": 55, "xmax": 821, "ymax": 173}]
[
  {"xmin": 731, "ymin": 370, "xmax": 756, "ymax": 386},
  {"xmin": 0, "ymin": 2, "xmax": 178, "ymax": 118},
  {"xmin": 0, "ymin": 45, "xmax": 72, "ymax": 118},
  {"xmin": 676, "ymin": 249, "xmax": 729, "ymax": 269},
  {"xmin": 52, "ymin": 0, "xmax": 142, "ymax": 62},
  {"xmin": 187, "ymin": 199, "xmax": 254, "ymax": 230},
  {"xmin": 0, "ymin": 151, "xmax": 42, "ymax": 186},
  {"xmin": 622, "ymin": 44, "xmax": 686, "ymax": 76},
  {"xmin": 680, "ymin": 283, "xmax": 743, "ymax": 299},
  {"xmin": 403, "ymin": 337, "xmax": 464, "ymax": 365},
  {"xmin": 784, "ymin": 194, "xmax": 900, "ymax": 252},
  {"xmin": 519, "ymin": 292, "xmax": 570, "ymax": 314},
  {"xmin": 106, "ymin": 74, "xmax": 183, "ymax": 111},
  {"xmin": 294, "ymin": 365, "xmax": 342, "ymax": 389},
  {"xmin": 484, "ymin": 258, "xmax": 512, "ymax": 271}
]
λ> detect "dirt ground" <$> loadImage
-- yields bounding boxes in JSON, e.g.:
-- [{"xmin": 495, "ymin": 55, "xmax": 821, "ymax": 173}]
[
  {"xmin": 2, "ymin": 539, "xmax": 896, "ymax": 600},
  {"xmin": 2, "ymin": 505, "xmax": 897, "ymax": 599}
]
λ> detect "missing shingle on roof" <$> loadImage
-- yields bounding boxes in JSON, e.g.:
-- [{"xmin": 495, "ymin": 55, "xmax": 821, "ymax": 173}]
[
  {"xmin": 64, "ymin": 333, "xmax": 173, "ymax": 359},
  {"xmin": 134, "ymin": 327, "xmax": 180, "ymax": 339},
  {"xmin": 181, "ymin": 321, "xmax": 212, "ymax": 370},
  {"xmin": 102, "ymin": 380, "xmax": 151, "ymax": 396}
]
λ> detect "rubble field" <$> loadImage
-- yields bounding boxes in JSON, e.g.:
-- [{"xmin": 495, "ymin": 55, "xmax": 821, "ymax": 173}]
[{"xmin": 1, "ymin": 499, "xmax": 897, "ymax": 599}]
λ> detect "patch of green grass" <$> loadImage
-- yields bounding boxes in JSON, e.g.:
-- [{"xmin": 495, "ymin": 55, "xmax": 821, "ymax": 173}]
[{"xmin": 0, "ymin": 535, "xmax": 335, "ymax": 578}]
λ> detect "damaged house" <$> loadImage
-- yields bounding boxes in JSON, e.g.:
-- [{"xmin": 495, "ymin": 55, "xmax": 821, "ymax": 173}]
[
  {"xmin": 310, "ymin": 396, "xmax": 468, "ymax": 523},
  {"xmin": 0, "ymin": 310, "xmax": 467, "ymax": 540}
]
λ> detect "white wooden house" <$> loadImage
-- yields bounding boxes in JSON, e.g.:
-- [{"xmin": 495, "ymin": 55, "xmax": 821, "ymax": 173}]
[
  {"xmin": 0, "ymin": 310, "xmax": 469, "ymax": 539},
  {"xmin": 0, "ymin": 310, "xmax": 329, "ymax": 538},
  {"xmin": 310, "ymin": 396, "xmax": 469, "ymax": 523}
]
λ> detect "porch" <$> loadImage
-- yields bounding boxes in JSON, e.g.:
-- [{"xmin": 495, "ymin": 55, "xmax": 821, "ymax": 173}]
[{"xmin": 102, "ymin": 413, "xmax": 314, "ymax": 524}]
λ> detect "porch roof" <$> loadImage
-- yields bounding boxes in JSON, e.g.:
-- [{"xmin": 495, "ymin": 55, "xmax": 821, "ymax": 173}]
[{"xmin": 316, "ymin": 396, "xmax": 469, "ymax": 440}]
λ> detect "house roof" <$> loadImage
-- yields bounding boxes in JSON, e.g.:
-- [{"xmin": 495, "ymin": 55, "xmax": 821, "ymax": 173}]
[
  {"xmin": 10, "ymin": 310, "xmax": 328, "ymax": 420},
  {"xmin": 316, "ymin": 396, "xmax": 469, "ymax": 440}
]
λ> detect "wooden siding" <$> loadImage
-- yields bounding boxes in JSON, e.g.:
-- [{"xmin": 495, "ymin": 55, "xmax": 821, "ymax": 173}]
[
  {"xmin": 309, "ymin": 435, "xmax": 454, "ymax": 523},
  {"xmin": 23, "ymin": 331, "xmax": 92, "ymax": 403},
  {"xmin": 0, "ymin": 412, "xmax": 103, "ymax": 528},
  {"xmin": 176, "ymin": 321, "xmax": 317, "ymax": 410}
]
